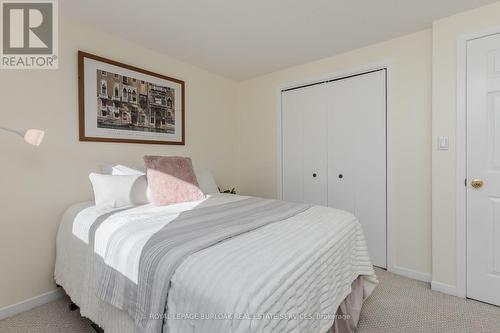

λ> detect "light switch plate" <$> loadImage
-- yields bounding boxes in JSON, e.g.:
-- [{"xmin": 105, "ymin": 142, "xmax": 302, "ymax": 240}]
[{"xmin": 438, "ymin": 136, "xmax": 449, "ymax": 151}]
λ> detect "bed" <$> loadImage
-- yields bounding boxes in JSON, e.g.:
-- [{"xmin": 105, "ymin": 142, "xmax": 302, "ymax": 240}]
[{"xmin": 55, "ymin": 193, "xmax": 377, "ymax": 333}]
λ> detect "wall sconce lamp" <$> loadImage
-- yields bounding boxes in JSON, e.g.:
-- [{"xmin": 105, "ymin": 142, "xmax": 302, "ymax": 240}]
[{"xmin": 0, "ymin": 126, "xmax": 45, "ymax": 146}]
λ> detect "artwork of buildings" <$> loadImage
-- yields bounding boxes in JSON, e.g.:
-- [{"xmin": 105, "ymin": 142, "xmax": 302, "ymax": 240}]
[{"xmin": 96, "ymin": 70, "xmax": 175, "ymax": 133}]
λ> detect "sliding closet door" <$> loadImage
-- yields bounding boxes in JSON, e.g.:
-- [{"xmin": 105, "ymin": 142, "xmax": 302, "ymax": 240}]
[
  {"xmin": 282, "ymin": 84, "xmax": 328, "ymax": 206},
  {"xmin": 327, "ymin": 70, "xmax": 387, "ymax": 268}
]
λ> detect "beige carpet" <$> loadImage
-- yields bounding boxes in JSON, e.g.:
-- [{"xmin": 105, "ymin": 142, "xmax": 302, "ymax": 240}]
[
  {"xmin": 356, "ymin": 268, "xmax": 500, "ymax": 333},
  {"xmin": 1, "ymin": 268, "xmax": 500, "ymax": 333}
]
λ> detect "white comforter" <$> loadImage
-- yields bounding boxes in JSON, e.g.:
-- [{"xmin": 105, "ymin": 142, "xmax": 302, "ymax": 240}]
[{"xmin": 55, "ymin": 194, "xmax": 377, "ymax": 333}]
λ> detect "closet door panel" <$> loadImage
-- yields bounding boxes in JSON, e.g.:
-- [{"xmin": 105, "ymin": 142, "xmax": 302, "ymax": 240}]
[
  {"xmin": 356, "ymin": 71, "xmax": 387, "ymax": 267},
  {"xmin": 282, "ymin": 89, "xmax": 305, "ymax": 203},
  {"xmin": 326, "ymin": 80, "xmax": 356, "ymax": 214},
  {"xmin": 354, "ymin": 71, "xmax": 386, "ymax": 268},
  {"xmin": 282, "ymin": 85, "xmax": 327, "ymax": 205},
  {"xmin": 302, "ymin": 85, "xmax": 328, "ymax": 206},
  {"xmin": 326, "ymin": 70, "xmax": 387, "ymax": 268}
]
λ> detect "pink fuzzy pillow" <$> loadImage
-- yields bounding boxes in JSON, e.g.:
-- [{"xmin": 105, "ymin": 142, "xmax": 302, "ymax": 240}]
[{"xmin": 143, "ymin": 156, "xmax": 205, "ymax": 205}]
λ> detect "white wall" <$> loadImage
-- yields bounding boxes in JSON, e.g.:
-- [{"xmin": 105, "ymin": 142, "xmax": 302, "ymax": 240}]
[
  {"xmin": 0, "ymin": 19, "xmax": 238, "ymax": 308},
  {"xmin": 432, "ymin": 1, "xmax": 500, "ymax": 291},
  {"xmin": 236, "ymin": 30, "xmax": 433, "ymax": 280}
]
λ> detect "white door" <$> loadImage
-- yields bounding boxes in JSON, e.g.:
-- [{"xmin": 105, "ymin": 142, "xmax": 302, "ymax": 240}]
[
  {"xmin": 282, "ymin": 84, "xmax": 328, "ymax": 206},
  {"xmin": 326, "ymin": 70, "xmax": 387, "ymax": 268},
  {"xmin": 467, "ymin": 34, "xmax": 500, "ymax": 306}
]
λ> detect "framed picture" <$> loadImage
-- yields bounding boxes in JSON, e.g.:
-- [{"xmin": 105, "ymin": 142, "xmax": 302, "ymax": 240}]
[{"xmin": 78, "ymin": 51, "xmax": 185, "ymax": 145}]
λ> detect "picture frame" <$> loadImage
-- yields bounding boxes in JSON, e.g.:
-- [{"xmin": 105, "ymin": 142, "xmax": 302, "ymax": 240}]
[{"xmin": 78, "ymin": 51, "xmax": 185, "ymax": 145}]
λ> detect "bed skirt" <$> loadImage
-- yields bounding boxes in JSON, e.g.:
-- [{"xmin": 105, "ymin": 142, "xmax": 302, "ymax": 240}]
[
  {"xmin": 62, "ymin": 276, "xmax": 367, "ymax": 333},
  {"xmin": 329, "ymin": 276, "xmax": 365, "ymax": 333}
]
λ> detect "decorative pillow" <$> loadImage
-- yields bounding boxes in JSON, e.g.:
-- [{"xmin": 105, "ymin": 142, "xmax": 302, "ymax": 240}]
[
  {"xmin": 196, "ymin": 170, "xmax": 219, "ymax": 194},
  {"xmin": 100, "ymin": 163, "xmax": 218, "ymax": 196},
  {"xmin": 89, "ymin": 173, "xmax": 150, "ymax": 209},
  {"xmin": 143, "ymin": 156, "xmax": 205, "ymax": 205}
]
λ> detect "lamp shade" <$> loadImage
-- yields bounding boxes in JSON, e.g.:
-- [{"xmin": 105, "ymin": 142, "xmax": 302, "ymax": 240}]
[{"xmin": 23, "ymin": 129, "xmax": 45, "ymax": 146}]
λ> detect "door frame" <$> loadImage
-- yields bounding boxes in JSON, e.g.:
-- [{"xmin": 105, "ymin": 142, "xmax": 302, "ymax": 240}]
[
  {"xmin": 276, "ymin": 62, "xmax": 392, "ymax": 270},
  {"xmin": 456, "ymin": 25, "xmax": 500, "ymax": 299}
]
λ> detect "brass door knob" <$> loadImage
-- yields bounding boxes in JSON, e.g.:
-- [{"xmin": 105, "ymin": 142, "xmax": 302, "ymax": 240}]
[{"xmin": 471, "ymin": 179, "xmax": 484, "ymax": 189}]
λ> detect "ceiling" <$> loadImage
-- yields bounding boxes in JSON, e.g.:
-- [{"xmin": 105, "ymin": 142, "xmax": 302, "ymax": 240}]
[{"xmin": 61, "ymin": 0, "xmax": 498, "ymax": 81}]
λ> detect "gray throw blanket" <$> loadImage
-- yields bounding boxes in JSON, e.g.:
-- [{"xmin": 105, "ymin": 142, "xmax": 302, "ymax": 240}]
[{"xmin": 95, "ymin": 197, "xmax": 311, "ymax": 333}]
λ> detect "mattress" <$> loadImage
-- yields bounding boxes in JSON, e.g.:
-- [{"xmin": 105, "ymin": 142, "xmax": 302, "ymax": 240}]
[{"xmin": 55, "ymin": 194, "xmax": 377, "ymax": 333}]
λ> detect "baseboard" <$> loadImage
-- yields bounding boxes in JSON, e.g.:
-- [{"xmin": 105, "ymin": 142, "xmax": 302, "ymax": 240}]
[
  {"xmin": 431, "ymin": 281, "xmax": 465, "ymax": 298},
  {"xmin": 0, "ymin": 289, "xmax": 64, "ymax": 320},
  {"xmin": 389, "ymin": 266, "xmax": 431, "ymax": 283}
]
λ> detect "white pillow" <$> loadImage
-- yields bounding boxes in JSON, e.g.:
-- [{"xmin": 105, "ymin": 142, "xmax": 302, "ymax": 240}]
[
  {"xmin": 89, "ymin": 173, "xmax": 150, "ymax": 209},
  {"xmin": 99, "ymin": 165, "xmax": 154, "ymax": 202},
  {"xmin": 111, "ymin": 164, "xmax": 145, "ymax": 176},
  {"xmin": 100, "ymin": 164, "xmax": 145, "ymax": 175},
  {"xmin": 99, "ymin": 164, "xmax": 219, "ymax": 195},
  {"xmin": 196, "ymin": 170, "xmax": 219, "ymax": 194}
]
